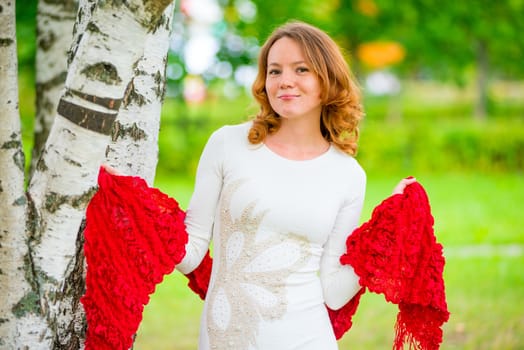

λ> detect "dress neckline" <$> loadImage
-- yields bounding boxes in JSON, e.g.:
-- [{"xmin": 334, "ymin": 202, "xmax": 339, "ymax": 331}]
[{"xmin": 261, "ymin": 142, "xmax": 333, "ymax": 163}]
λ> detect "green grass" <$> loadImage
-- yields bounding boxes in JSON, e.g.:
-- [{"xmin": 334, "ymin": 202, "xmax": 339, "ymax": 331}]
[
  {"xmin": 338, "ymin": 255, "xmax": 524, "ymax": 350},
  {"xmin": 363, "ymin": 172, "xmax": 524, "ymax": 246},
  {"xmin": 134, "ymin": 172, "xmax": 524, "ymax": 350}
]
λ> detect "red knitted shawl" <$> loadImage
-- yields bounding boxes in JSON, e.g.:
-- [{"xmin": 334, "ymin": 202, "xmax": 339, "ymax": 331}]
[{"xmin": 81, "ymin": 168, "xmax": 449, "ymax": 350}]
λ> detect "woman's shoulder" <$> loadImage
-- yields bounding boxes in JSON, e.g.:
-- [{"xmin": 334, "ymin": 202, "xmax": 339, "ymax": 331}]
[
  {"xmin": 330, "ymin": 146, "xmax": 365, "ymax": 176},
  {"xmin": 209, "ymin": 121, "xmax": 252, "ymax": 147},
  {"xmin": 213, "ymin": 120, "xmax": 252, "ymax": 137},
  {"xmin": 327, "ymin": 147, "xmax": 366, "ymax": 197}
]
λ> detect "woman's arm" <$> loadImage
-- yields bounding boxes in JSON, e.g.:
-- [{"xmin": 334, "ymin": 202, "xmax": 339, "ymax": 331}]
[
  {"xmin": 176, "ymin": 129, "xmax": 225, "ymax": 274},
  {"xmin": 320, "ymin": 173, "xmax": 416, "ymax": 310},
  {"xmin": 320, "ymin": 168, "xmax": 366, "ymax": 310}
]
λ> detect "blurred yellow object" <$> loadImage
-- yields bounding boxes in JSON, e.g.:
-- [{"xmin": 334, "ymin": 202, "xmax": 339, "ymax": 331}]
[
  {"xmin": 357, "ymin": 0, "xmax": 379, "ymax": 17},
  {"xmin": 357, "ymin": 41, "xmax": 406, "ymax": 69}
]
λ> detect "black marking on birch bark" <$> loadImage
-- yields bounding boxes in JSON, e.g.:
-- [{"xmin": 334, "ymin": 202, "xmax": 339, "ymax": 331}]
[
  {"xmin": 111, "ymin": 120, "xmax": 147, "ymax": 142},
  {"xmin": 154, "ymin": 70, "xmax": 166, "ymax": 101},
  {"xmin": 154, "ymin": 70, "xmax": 163, "ymax": 85},
  {"xmin": 81, "ymin": 62, "xmax": 122, "ymax": 85},
  {"xmin": 144, "ymin": 0, "xmax": 174, "ymax": 26},
  {"xmin": 1, "ymin": 140, "xmax": 21, "ymax": 149},
  {"xmin": 70, "ymin": 187, "xmax": 98, "ymax": 208},
  {"xmin": 126, "ymin": 86, "xmax": 147, "ymax": 107},
  {"xmin": 122, "ymin": 79, "xmax": 147, "ymax": 107},
  {"xmin": 0, "ymin": 38, "xmax": 14, "ymax": 47},
  {"xmin": 68, "ymin": 89, "xmax": 122, "ymax": 110},
  {"xmin": 44, "ymin": 187, "xmax": 98, "ymax": 213},
  {"xmin": 13, "ymin": 195, "xmax": 27, "ymax": 206},
  {"xmin": 122, "ymin": 0, "xmax": 172, "ymax": 30},
  {"xmin": 25, "ymin": 193, "xmax": 38, "ymax": 238},
  {"xmin": 57, "ymin": 98, "xmax": 116, "ymax": 135},
  {"xmin": 1, "ymin": 139, "xmax": 25, "ymax": 171},
  {"xmin": 24, "ymin": 255, "xmax": 57, "ymax": 311},
  {"xmin": 150, "ymin": 9, "xmax": 168, "ymax": 33},
  {"xmin": 63, "ymin": 156, "xmax": 82, "ymax": 167},
  {"xmin": 0, "ymin": 180, "xmax": 3, "ymax": 192},
  {"xmin": 86, "ymin": 21, "xmax": 102, "ymax": 35},
  {"xmin": 161, "ymin": 12, "xmax": 171, "ymax": 31},
  {"xmin": 25, "ymin": 194, "xmax": 45, "ymax": 309},
  {"xmin": 12, "ymin": 291, "xmax": 41, "ymax": 317},
  {"xmin": 45, "ymin": 192, "xmax": 68, "ymax": 213},
  {"xmin": 36, "ymin": 155, "xmax": 49, "ymax": 172},
  {"xmin": 13, "ymin": 149, "xmax": 25, "ymax": 172},
  {"xmin": 68, "ymin": 33, "xmax": 82, "ymax": 65},
  {"xmin": 37, "ymin": 29, "xmax": 56, "ymax": 51},
  {"xmin": 52, "ymin": 220, "xmax": 88, "ymax": 348}
]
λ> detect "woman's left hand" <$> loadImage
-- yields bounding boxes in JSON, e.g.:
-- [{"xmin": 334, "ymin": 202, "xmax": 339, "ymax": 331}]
[{"xmin": 392, "ymin": 177, "xmax": 417, "ymax": 195}]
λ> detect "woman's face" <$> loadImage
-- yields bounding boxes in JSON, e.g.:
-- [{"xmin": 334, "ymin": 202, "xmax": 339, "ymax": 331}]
[{"xmin": 265, "ymin": 37, "xmax": 323, "ymax": 123}]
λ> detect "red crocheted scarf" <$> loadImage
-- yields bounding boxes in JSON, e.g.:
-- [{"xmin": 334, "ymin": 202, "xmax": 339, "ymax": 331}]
[
  {"xmin": 81, "ymin": 168, "xmax": 449, "ymax": 350},
  {"xmin": 339, "ymin": 182, "xmax": 450, "ymax": 349}
]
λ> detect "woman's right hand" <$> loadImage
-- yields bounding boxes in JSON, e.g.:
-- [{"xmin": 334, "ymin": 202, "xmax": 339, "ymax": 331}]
[{"xmin": 102, "ymin": 164, "xmax": 123, "ymax": 176}]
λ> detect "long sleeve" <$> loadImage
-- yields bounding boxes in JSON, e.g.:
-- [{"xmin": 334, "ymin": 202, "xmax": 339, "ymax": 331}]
[
  {"xmin": 320, "ymin": 167, "xmax": 366, "ymax": 310},
  {"xmin": 176, "ymin": 129, "xmax": 225, "ymax": 274}
]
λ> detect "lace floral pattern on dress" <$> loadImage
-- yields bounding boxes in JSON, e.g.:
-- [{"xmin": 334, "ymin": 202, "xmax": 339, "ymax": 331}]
[{"xmin": 207, "ymin": 179, "xmax": 311, "ymax": 350}]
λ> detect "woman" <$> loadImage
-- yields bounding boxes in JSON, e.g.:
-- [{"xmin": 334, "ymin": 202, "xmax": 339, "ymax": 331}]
[{"xmin": 175, "ymin": 21, "xmax": 414, "ymax": 349}]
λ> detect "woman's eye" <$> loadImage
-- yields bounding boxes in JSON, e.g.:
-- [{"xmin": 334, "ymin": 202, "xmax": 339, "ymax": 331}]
[
  {"xmin": 268, "ymin": 69, "xmax": 281, "ymax": 76},
  {"xmin": 297, "ymin": 67, "xmax": 309, "ymax": 73}
]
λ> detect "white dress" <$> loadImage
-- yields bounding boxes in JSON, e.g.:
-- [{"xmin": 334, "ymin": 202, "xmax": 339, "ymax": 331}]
[{"xmin": 176, "ymin": 122, "xmax": 366, "ymax": 350}]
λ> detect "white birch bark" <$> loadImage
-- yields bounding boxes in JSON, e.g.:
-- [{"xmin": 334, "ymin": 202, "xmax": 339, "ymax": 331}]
[
  {"xmin": 0, "ymin": 1, "xmax": 48, "ymax": 348},
  {"xmin": 68, "ymin": 0, "xmax": 96, "ymax": 64},
  {"xmin": 106, "ymin": 3, "xmax": 175, "ymax": 185},
  {"xmin": 21, "ymin": 1, "xmax": 175, "ymax": 348},
  {"xmin": 30, "ymin": 0, "xmax": 79, "ymax": 176}
]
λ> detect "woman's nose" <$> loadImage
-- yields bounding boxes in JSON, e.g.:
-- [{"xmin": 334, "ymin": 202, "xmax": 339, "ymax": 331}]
[
  {"xmin": 279, "ymin": 76, "xmax": 294, "ymax": 88},
  {"xmin": 279, "ymin": 70, "xmax": 294, "ymax": 88}
]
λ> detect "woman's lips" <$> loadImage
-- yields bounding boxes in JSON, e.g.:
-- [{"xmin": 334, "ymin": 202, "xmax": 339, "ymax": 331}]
[{"xmin": 278, "ymin": 94, "xmax": 299, "ymax": 100}]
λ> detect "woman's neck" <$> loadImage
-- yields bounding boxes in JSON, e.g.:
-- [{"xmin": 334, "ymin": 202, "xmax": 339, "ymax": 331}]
[{"xmin": 265, "ymin": 118, "xmax": 330, "ymax": 160}]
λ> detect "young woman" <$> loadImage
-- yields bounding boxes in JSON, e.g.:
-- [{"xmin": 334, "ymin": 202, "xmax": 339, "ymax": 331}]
[{"xmin": 174, "ymin": 21, "xmax": 414, "ymax": 349}]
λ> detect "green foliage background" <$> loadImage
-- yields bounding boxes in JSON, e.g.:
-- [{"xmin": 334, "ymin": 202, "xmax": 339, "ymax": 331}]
[{"xmin": 155, "ymin": 84, "xmax": 524, "ymax": 179}]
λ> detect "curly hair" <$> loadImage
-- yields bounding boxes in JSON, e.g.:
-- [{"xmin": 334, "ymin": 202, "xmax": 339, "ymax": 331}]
[{"xmin": 248, "ymin": 21, "xmax": 364, "ymax": 156}]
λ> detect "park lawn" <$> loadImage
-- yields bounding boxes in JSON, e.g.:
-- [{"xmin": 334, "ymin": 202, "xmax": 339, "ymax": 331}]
[{"xmin": 133, "ymin": 171, "xmax": 524, "ymax": 349}]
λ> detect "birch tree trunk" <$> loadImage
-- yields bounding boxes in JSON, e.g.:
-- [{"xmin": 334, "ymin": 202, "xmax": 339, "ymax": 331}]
[
  {"xmin": 0, "ymin": 0, "xmax": 175, "ymax": 348},
  {"xmin": 0, "ymin": 1, "xmax": 40, "ymax": 348},
  {"xmin": 30, "ymin": 0, "xmax": 79, "ymax": 177},
  {"xmin": 106, "ymin": 3, "xmax": 175, "ymax": 185}
]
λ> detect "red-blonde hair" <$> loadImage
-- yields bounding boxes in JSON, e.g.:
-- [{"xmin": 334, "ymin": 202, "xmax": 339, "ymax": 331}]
[{"xmin": 248, "ymin": 21, "xmax": 364, "ymax": 155}]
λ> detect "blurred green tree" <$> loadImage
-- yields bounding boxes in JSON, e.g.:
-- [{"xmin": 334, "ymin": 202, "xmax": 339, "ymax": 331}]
[
  {"xmin": 343, "ymin": 0, "xmax": 524, "ymax": 120},
  {"xmin": 182, "ymin": 0, "xmax": 524, "ymax": 120}
]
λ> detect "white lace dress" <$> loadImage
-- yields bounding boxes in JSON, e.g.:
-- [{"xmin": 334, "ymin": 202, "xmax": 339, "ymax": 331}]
[{"xmin": 176, "ymin": 122, "xmax": 366, "ymax": 350}]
